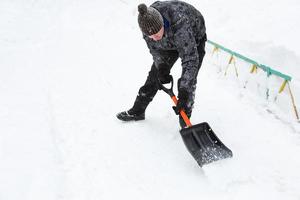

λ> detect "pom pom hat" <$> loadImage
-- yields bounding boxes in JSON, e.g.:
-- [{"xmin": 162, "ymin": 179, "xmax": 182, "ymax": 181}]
[{"xmin": 137, "ymin": 3, "xmax": 163, "ymax": 36}]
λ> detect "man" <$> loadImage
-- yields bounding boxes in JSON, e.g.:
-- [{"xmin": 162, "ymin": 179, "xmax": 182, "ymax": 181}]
[{"xmin": 117, "ymin": 1, "xmax": 207, "ymax": 128}]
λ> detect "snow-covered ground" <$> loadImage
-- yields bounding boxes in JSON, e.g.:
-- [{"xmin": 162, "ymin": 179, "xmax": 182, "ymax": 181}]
[{"xmin": 1, "ymin": 0, "xmax": 300, "ymax": 199}]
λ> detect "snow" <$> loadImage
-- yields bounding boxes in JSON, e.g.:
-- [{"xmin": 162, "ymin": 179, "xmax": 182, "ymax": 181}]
[{"xmin": 1, "ymin": 0, "xmax": 300, "ymax": 199}]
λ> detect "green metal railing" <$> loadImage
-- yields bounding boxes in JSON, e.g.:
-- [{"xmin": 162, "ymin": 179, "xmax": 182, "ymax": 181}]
[
  {"xmin": 207, "ymin": 40, "xmax": 299, "ymax": 120},
  {"xmin": 207, "ymin": 40, "xmax": 292, "ymax": 81}
]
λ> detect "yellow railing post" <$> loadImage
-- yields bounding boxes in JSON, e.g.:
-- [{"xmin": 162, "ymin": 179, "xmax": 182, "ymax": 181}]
[
  {"xmin": 212, "ymin": 46, "xmax": 219, "ymax": 56},
  {"xmin": 250, "ymin": 64, "xmax": 258, "ymax": 74},
  {"xmin": 224, "ymin": 55, "xmax": 238, "ymax": 77},
  {"xmin": 287, "ymin": 82, "xmax": 299, "ymax": 120},
  {"xmin": 278, "ymin": 80, "xmax": 287, "ymax": 94}
]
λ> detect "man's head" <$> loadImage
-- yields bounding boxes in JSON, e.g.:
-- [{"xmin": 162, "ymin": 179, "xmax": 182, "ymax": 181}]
[{"xmin": 138, "ymin": 3, "xmax": 164, "ymax": 41}]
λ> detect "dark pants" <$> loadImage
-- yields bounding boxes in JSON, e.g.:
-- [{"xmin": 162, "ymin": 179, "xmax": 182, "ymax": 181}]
[{"xmin": 131, "ymin": 36, "xmax": 206, "ymax": 123}]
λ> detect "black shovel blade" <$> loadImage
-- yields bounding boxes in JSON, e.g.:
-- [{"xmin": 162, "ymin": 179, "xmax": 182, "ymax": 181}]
[{"xmin": 180, "ymin": 122, "xmax": 233, "ymax": 167}]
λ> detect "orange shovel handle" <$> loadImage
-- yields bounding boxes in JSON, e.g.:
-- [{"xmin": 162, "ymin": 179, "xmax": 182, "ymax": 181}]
[
  {"xmin": 171, "ymin": 96, "xmax": 192, "ymax": 127},
  {"xmin": 158, "ymin": 75, "xmax": 192, "ymax": 128}
]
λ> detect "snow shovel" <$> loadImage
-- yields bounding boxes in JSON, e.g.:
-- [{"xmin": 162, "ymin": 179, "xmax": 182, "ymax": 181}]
[{"xmin": 159, "ymin": 76, "xmax": 233, "ymax": 167}]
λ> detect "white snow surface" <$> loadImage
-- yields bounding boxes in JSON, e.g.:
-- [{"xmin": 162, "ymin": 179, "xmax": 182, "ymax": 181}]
[{"xmin": 1, "ymin": 0, "xmax": 300, "ymax": 199}]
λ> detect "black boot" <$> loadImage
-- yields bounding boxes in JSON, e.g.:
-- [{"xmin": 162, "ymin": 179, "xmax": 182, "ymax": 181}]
[{"xmin": 116, "ymin": 109, "xmax": 145, "ymax": 121}]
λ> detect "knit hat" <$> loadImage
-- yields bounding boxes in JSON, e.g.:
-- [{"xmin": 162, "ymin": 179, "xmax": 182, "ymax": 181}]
[{"xmin": 138, "ymin": 3, "xmax": 163, "ymax": 36}]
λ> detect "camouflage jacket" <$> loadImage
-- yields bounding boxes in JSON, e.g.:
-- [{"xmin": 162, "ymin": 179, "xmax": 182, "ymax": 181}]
[{"xmin": 143, "ymin": 1, "xmax": 206, "ymax": 92}]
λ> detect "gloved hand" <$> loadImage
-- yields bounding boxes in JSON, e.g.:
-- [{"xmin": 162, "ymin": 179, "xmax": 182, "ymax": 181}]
[
  {"xmin": 172, "ymin": 90, "xmax": 189, "ymax": 115},
  {"xmin": 157, "ymin": 74, "xmax": 172, "ymax": 90},
  {"xmin": 158, "ymin": 74, "xmax": 172, "ymax": 84},
  {"xmin": 157, "ymin": 65, "xmax": 172, "ymax": 85}
]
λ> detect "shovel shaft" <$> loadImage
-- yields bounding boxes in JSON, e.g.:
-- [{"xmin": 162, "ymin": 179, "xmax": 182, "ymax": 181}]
[
  {"xmin": 171, "ymin": 96, "xmax": 192, "ymax": 127},
  {"xmin": 158, "ymin": 76, "xmax": 192, "ymax": 127}
]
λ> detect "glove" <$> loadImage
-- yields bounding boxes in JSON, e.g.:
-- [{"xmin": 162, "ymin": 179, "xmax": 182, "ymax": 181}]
[
  {"xmin": 172, "ymin": 90, "xmax": 189, "ymax": 115},
  {"xmin": 157, "ymin": 65, "xmax": 172, "ymax": 85},
  {"xmin": 157, "ymin": 74, "xmax": 172, "ymax": 90},
  {"xmin": 158, "ymin": 74, "xmax": 172, "ymax": 84}
]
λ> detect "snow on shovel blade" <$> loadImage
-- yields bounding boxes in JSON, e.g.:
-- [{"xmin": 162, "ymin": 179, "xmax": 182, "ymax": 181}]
[{"xmin": 180, "ymin": 122, "xmax": 233, "ymax": 167}]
